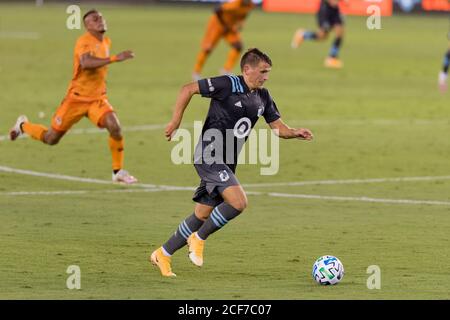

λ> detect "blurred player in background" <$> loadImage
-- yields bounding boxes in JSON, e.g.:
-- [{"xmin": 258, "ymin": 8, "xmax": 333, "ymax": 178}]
[
  {"xmin": 151, "ymin": 48, "xmax": 313, "ymax": 277},
  {"xmin": 9, "ymin": 10, "xmax": 137, "ymax": 184},
  {"xmin": 291, "ymin": 0, "xmax": 346, "ymax": 68},
  {"xmin": 192, "ymin": 0, "xmax": 256, "ymax": 81},
  {"xmin": 438, "ymin": 43, "xmax": 449, "ymax": 92}
]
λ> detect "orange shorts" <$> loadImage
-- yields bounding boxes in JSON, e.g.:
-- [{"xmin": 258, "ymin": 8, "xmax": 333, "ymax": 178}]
[
  {"xmin": 201, "ymin": 15, "xmax": 241, "ymax": 50},
  {"xmin": 51, "ymin": 95, "xmax": 114, "ymax": 132}
]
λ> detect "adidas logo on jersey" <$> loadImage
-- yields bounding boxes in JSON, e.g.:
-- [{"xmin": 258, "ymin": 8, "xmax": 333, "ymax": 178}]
[{"xmin": 234, "ymin": 101, "xmax": 242, "ymax": 108}]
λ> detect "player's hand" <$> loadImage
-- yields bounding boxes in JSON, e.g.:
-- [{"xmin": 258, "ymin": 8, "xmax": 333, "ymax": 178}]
[
  {"xmin": 295, "ymin": 128, "xmax": 313, "ymax": 141},
  {"xmin": 165, "ymin": 120, "xmax": 180, "ymax": 141},
  {"xmin": 116, "ymin": 50, "xmax": 135, "ymax": 62}
]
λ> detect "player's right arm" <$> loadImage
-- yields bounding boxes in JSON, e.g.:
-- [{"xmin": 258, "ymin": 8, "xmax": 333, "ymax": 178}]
[
  {"xmin": 165, "ymin": 82, "xmax": 200, "ymax": 141},
  {"xmin": 165, "ymin": 76, "xmax": 233, "ymax": 141},
  {"xmin": 80, "ymin": 50, "xmax": 134, "ymax": 69}
]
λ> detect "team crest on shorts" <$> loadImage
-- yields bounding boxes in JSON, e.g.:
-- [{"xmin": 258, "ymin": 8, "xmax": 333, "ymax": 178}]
[
  {"xmin": 219, "ymin": 170, "xmax": 230, "ymax": 182},
  {"xmin": 55, "ymin": 116, "xmax": 62, "ymax": 126}
]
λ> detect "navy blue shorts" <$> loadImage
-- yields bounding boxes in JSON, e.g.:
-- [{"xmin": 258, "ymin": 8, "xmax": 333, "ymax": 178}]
[
  {"xmin": 317, "ymin": 5, "xmax": 344, "ymax": 32},
  {"xmin": 192, "ymin": 163, "xmax": 240, "ymax": 207}
]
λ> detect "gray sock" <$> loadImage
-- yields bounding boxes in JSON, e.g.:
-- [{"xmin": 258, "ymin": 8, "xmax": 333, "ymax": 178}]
[
  {"xmin": 162, "ymin": 213, "xmax": 204, "ymax": 255},
  {"xmin": 197, "ymin": 202, "xmax": 241, "ymax": 240}
]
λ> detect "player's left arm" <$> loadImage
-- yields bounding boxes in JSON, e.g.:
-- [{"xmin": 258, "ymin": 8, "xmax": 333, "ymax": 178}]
[
  {"xmin": 269, "ymin": 118, "xmax": 313, "ymax": 140},
  {"xmin": 79, "ymin": 50, "xmax": 134, "ymax": 70}
]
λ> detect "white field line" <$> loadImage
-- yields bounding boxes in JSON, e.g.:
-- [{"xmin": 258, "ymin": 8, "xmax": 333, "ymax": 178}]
[
  {"xmin": 0, "ymin": 124, "xmax": 171, "ymax": 142},
  {"xmin": 0, "ymin": 165, "xmax": 117, "ymax": 185},
  {"xmin": 243, "ymin": 175, "xmax": 450, "ymax": 188},
  {"xmin": 0, "ymin": 165, "xmax": 449, "ymax": 206},
  {"xmin": 258, "ymin": 192, "xmax": 450, "ymax": 206},
  {"xmin": 2, "ymin": 188, "xmax": 450, "ymax": 207},
  {"xmin": 1, "ymin": 188, "xmax": 184, "ymax": 196},
  {"xmin": 4, "ymin": 190, "xmax": 89, "ymax": 196},
  {"xmin": 1, "ymin": 119, "xmax": 448, "ymax": 142},
  {"xmin": 1, "ymin": 165, "xmax": 450, "ymax": 191},
  {"xmin": 0, "ymin": 165, "xmax": 196, "ymax": 191},
  {"xmin": 292, "ymin": 119, "xmax": 450, "ymax": 126},
  {"xmin": 2, "ymin": 165, "xmax": 450, "ymax": 190}
]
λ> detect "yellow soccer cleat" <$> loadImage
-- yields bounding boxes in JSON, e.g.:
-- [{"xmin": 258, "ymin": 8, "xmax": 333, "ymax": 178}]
[
  {"xmin": 187, "ymin": 232, "xmax": 205, "ymax": 267},
  {"xmin": 324, "ymin": 57, "xmax": 343, "ymax": 69},
  {"xmin": 291, "ymin": 29, "xmax": 305, "ymax": 49},
  {"xmin": 150, "ymin": 247, "xmax": 176, "ymax": 277},
  {"xmin": 112, "ymin": 169, "xmax": 138, "ymax": 184}
]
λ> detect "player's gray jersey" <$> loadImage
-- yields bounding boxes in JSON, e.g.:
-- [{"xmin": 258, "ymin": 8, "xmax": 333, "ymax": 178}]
[{"xmin": 195, "ymin": 75, "xmax": 280, "ymax": 172}]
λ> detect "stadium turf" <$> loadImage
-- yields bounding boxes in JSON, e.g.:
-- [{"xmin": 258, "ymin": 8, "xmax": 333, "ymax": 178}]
[{"xmin": 0, "ymin": 3, "xmax": 449, "ymax": 299}]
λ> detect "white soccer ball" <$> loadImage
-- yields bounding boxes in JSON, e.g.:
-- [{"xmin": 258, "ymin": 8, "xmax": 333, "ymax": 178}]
[{"xmin": 312, "ymin": 255, "xmax": 344, "ymax": 285}]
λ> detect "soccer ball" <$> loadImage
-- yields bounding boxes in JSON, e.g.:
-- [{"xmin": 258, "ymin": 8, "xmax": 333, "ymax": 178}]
[{"xmin": 312, "ymin": 255, "xmax": 344, "ymax": 285}]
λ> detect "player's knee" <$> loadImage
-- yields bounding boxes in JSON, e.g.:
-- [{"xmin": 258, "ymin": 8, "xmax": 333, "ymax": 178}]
[
  {"xmin": 195, "ymin": 211, "xmax": 210, "ymax": 221},
  {"xmin": 231, "ymin": 42, "xmax": 243, "ymax": 52},
  {"xmin": 317, "ymin": 31, "xmax": 328, "ymax": 40},
  {"xmin": 108, "ymin": 123, "xmax": 122, "ymax": 139},
  {"xmin": 42, "ymin": 131, "xmax": 62, "ymax": 145},
  {"xmin": 45, "ymin": 135, "xmax": 60, "ymax": 146},
  {"xmin": 194, "ymin": 204, "xmax": 213, "ymax": 221},
  {"xmin": 230, "ymin": 196, "xmax": 248, "ymax": 212},
  {"xmin": 335, "ymin": 26, "xmax": 344, "ymax": 37}
]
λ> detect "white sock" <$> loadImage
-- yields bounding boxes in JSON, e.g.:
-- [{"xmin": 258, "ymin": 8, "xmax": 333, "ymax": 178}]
[
  {"xmin": 161, "ymin": 246, "xmax": 172, "ymax": 257},
  {"xmin": 195, "ymin": 232, "xmax": 205, "ymax": 241}
]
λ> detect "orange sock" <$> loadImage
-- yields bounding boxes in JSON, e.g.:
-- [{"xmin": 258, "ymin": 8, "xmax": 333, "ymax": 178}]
[
  {"xmin": 223, "ymin": 48, "xmax": 240, "ymax": 73},
  {"xmin": 22, "ymin": 122, "xmax": 47, "ymax": 142},
  {"xmin": 109, "ymin": 136, "xmax": 124, "ymax": 171},
  {"xmin": 194, "ymin": 50, "xmax": 209, "ymax": 73}
]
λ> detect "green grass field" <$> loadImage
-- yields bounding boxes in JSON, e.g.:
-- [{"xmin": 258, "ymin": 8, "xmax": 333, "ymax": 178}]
[{"xmin": 0, "ymin": 3, "xmax": 449, "ymax": 299}]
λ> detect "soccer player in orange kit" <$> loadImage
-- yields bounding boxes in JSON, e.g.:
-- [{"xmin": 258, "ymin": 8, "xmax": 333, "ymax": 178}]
[
  {"xmin": 192, "ymin": 0, "xmax": 256, "ymax": 80},
  {"xmin": 9, "ymin": 10, "xmax": 137, "ymax": 184}
]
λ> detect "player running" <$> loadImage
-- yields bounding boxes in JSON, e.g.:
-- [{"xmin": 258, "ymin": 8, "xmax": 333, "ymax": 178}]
[
  {"xmin": 9, "ymin": 10, "xmax": 137, "ymax": 184},
  {"xmin": 151, "ymin": 48, "xmax": 313, "ymax": 277},
  {"xmin": 291, "ymin": 0, "xmax": 346, "ymax": 69},
  {"xmin": 192, "ymin": 0, "xmax": 256, "ymax": 81}
]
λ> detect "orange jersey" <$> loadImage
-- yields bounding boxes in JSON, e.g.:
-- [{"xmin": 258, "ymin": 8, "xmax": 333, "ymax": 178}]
[
  {"xmin": 217, "ymin": 0, "xmax": 255, "ymax": 28},
  {"xmin": 66, "ymin": 32, "xmax": 111, "ymax": 99}
]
